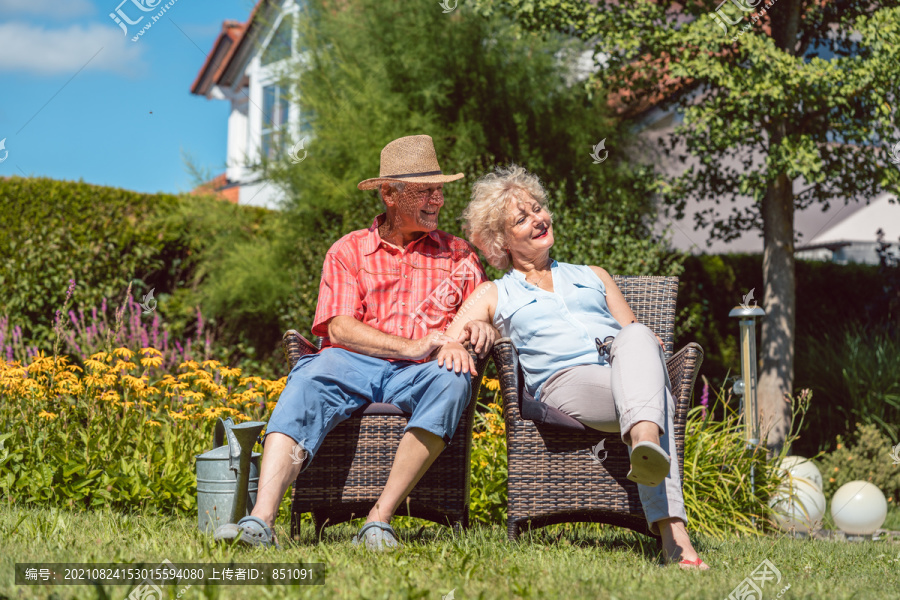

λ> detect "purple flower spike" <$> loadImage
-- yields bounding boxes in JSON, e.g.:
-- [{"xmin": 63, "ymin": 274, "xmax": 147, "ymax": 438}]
[{"xmin": 700, "ymin": 382, "xmax": 709, "ymax": 419}]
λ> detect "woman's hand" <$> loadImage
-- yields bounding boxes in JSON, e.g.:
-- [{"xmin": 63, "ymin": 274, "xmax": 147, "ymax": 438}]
[
  {"xmin": 456, "ymin": 321, "xmax": 499, "ymax": 357},
  {"xmin": 436, "ymin": 341, "xmax": 477, "ymax": 374}
]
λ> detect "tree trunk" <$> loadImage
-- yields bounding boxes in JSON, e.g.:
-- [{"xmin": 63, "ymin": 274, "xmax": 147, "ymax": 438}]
[{"xmin": 758, "ymin": 164, "xmax": 795, "ymax": 452}]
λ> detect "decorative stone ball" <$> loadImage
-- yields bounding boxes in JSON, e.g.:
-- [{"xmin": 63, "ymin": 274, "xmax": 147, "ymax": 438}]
[
  {"xmin": 769, "ymin": 475, "xmax": 827, "ymax": 533},
  {"xmin": 778, "ymin": 455, "xmax": 823, "ymax": 491},
  {"xmin": 831, "ymin": 481, "xmax": 888, "ymax": 535}
]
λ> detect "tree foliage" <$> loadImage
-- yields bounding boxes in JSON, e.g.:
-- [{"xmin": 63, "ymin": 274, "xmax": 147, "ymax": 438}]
[{"xmin": 476, "ymin": 0, "xmax": 900, "ymax": 447}]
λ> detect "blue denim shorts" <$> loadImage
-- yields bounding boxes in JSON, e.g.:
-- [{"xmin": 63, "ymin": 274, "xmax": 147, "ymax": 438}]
[{"xmin": 265, "ymin": 348, "xmax": 471, "ymax": 472}]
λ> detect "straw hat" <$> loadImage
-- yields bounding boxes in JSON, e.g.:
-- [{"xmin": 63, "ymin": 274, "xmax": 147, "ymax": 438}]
[{"xmin": 357, "ymin": 135, "xmax": 464, "ymax": 190}]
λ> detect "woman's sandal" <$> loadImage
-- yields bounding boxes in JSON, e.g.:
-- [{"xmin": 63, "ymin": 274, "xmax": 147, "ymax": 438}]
[
  {"xmin": 627, "ymin": 441, "xmax": 671, "ymax": 487},
  {"xmin": 352, "ymin": 521, "xmax": 401, "ymax": 551},
  {"xmin": 676, "ymin": 557, "xmax": 710, "ymax": 570}
]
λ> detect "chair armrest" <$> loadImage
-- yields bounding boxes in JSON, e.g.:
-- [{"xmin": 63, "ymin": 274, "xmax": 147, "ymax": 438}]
[
  {"xmin": 282, "ymin": 329, "xmax": 319, "ymax": 370},
  {"xmin": 491, "ymin": 338, "xmax": 522, "ymax": 422}
]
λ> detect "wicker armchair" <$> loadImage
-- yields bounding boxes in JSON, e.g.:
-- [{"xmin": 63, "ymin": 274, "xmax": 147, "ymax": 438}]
[
  {"xmin": 281, "ymin": 330, "xmax": 489, "ymax": 537},
  {"xmin": 491, "ymin": 275, "xmax": 703, "ymax": 541}
]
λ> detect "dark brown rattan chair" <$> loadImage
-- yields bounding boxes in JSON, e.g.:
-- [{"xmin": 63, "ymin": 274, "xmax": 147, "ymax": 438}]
[
  {"xmin": 491, "ymin": 275, "xmax": 703, "ymax": 541},
  {"xmin": 282, "ymin": 330, "xmax": 488, "ymax": 537}
]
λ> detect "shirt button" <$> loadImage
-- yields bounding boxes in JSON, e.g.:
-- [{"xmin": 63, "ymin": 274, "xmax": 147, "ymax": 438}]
[
  {"xmin": 401, "ymin": 302, "xmax": 406, "ymax": 306},
  {"xmin": 399, "ymin": 326, "xmax": 404, "ymax": 330},
  {"xmin": 404, "ymin": 275, "xmax": 408, "ymax": 279}
]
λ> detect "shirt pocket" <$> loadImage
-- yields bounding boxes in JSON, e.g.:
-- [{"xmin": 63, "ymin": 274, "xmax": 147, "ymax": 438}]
[
  {"xmin": 570, "ymin": 280, "xmax": 609, "ymax": 317},
  {"xmin": 496, "ymin": 296, "xmax": 542, "ymax": 347}
]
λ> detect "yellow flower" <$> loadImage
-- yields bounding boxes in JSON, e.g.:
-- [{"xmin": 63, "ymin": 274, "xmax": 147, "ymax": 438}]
[
  {"xmin": 101, "ymin": 390, "xmax": 121, "ymax": 403},
  {"xmin": 266, "ymin": 401, "xmax": 277, "ymax": 411},
  {"xmin": 113, "ymin": 347, "xmax": 134, "ymax": 360},
  {"xmin": 179, "ymin": 360, "xmax": 200, "ymax": 372},
  {"xmin": 220, "ymin": 366, "xmax": 242, "ymax": 378},
  {"xmin": 169, "ymin": 411, "xmax": 190, "ymax": 421},
  {"xmin": 140, "ymin": 356, "xmax": 163, "ymax": 369},
  {"xmin": 836, "ymin": 443, "xmax": 843, "ymax": 450},
  {"xmin": 146, "ymin": 420, "xmax": 161, "ymax": 427},
  {"xmin": 38, "ymin": 410, "xmax": 58, "ymax": 420},
  {"xmin": 84, "ymin": 359, "xmax": 109, "ymax": 373},
  {"xmin": 200, "ymin": 359, "xmax": 222, "ymax": 370},
  {"xmin": 91, "ymin": 351, "xmax": 111, "ymax": 362},
  {"xmin": 483, "ymin": 378, "xmax": 501, "ymax": 392},
  {"xmin": 140, "ymin": 347, "xmax": 163, "ymax": 357}
]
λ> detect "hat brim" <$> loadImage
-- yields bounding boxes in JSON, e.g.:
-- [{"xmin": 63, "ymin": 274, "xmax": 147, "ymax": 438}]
[{"xmin": 357, "ymin": 172, "xmax": 464, "ymax": 191}]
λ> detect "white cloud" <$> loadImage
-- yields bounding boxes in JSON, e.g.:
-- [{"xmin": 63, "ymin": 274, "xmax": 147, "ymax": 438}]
[
  {"xmin": 0, "ymin": 22, "xmax": 144, "ymax": 76},
  {"xmin": 0, "ymin": 0, "xmax": 95, "ymax": 19}
]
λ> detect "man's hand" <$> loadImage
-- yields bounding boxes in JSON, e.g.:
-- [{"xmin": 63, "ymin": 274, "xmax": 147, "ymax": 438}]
[
  {"xmin": 456, "ymin": 321, "xmax": 498, "ymax": 357},
  {"xmin": 403, "ymin": 331, "xmax": 455, "ymax": 362},
  {"xmin": 436, "ymin": 341, "xmax": 477, "ymax": 374}
]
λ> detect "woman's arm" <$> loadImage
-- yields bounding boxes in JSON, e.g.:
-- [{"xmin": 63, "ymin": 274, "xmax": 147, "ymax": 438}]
[
  {"xmin": 591, "ymin": 266, "xmax": 665, "ymax": 349},
  {"xmin": 444, "ymin": 281, "xmax": 498, "ymax": 340},
  {"xmin": 435, "ymin": 282, "xmax": 499, "ymax": 373},
  {"xmin": 590, "ymin": 266, "xmax": 636, "ymax": 326}
]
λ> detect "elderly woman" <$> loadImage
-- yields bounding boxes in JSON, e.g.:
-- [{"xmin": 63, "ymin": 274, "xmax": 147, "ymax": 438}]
[{"xmin": 437, "ymin": 165, "xmax": 707, "ymax": 569}]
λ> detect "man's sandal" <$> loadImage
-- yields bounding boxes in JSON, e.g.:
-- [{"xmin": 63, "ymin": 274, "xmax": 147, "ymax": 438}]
[
  {"xmin": 352, "ymin": 521, "xmax": 401, "ymax": 551},
  {"xmin": 627, "ymin": 441, "xmax": 671, "ymax": 487},
  {"xmin": 213, "ymin": 516, "xmax": 279, "ymax": 549}
]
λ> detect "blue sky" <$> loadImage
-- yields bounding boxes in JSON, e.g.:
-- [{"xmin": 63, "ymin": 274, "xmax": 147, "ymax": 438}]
[{"xmin": 0, "ymin": 0, "xmax": 256, "ymax": 194}]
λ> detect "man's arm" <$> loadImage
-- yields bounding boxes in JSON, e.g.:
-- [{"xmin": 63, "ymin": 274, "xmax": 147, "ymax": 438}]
[{"xmin": 327, "ymin": 316, "xmax": 452, "ymax": 361}]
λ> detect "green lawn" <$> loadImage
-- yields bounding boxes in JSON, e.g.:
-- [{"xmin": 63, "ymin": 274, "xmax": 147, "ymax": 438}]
[{"xmin": 2, "ymin": 505, "xmax": 899, "ymax": 600}]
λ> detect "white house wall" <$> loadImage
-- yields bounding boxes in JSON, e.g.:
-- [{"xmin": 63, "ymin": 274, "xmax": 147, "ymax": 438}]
[{"xmin": 636, "ymin": 111, "xmax": 876, "ymax": 255}]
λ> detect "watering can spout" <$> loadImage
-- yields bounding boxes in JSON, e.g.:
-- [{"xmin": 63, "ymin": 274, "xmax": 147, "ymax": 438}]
[
  {"xmin": 195, "ymin": 417, "xmax": 266, "ymax": 532},
  {"xmin": 224, "ymin": 420, "xmax": 266, "ymax": 524}
]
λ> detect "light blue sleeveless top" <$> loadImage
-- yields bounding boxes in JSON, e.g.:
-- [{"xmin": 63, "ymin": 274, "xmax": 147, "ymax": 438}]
[{"xmin": 492, "ymin": 260, "xmax": 622, "ymax": 401}]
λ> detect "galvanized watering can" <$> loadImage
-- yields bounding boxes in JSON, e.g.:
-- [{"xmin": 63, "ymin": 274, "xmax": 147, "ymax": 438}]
[{"xmin": 195, "ymin": 417, "xmax": 266, "ymax": 532}]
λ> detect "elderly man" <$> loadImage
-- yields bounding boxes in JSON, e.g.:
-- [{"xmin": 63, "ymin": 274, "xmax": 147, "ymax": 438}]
[{"xmin": 213, "ymin": 135, "xmax": 495, "ymax": 550}]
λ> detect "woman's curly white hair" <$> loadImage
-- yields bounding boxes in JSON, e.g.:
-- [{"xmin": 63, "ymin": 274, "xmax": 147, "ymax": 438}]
[{"xmin": 463, "ymin": 165, "xmax": 552, "ymax": 270}]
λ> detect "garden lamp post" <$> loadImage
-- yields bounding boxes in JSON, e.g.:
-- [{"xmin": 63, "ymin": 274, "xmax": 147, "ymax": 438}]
[
  {"xmin": 729, "ymin": 303, "xmax": 766, "ymax": 447},
  {"xmin": 729, "ymin": 301, "xmax": 766, "ymax": 502}
]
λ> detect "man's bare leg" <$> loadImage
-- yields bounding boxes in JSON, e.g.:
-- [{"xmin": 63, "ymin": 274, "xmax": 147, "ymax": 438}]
[
  {"xmin": 249, "ymin": 432, "xmax": 306, "ymax": 541},
  {"xmin": 366, "ymin": 428, "xmax": 445, "ymax": 523}
]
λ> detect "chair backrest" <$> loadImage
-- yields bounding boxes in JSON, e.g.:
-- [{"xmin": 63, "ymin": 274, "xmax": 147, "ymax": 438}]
[{"xmin": 611, "ymin": 275, "xmax": 678, "ymax": 359}]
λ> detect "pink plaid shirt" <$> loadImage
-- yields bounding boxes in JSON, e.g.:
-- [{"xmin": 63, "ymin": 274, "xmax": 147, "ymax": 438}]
[{"xmin": 312, "ymin": 215, "xmax": 487, "ymax": 349}]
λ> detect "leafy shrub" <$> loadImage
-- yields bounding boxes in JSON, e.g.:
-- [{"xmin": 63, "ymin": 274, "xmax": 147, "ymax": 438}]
[
  {"xmin": 0, "ymin": 348, "xmax": 282, "ymax": 514},
  {"xmin": 0, "ymin": 176, "xmax": 278, "ymax": 376},
  {"xmin": 796, "ymin": 324, "xmax": 900, "ymax": 446},
  {"xmin": 681, "ymin": 385, "xmax": 810, "ymax": 539},
  {"xmin": 816, "ymin": 423, "xmax": 900, "ymax": 505}
]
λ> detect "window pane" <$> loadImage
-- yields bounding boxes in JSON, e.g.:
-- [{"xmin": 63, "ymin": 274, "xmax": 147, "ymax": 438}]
[
  {"xmin": 263, "ymin": 85, "xmax": 275, "ymax": 129},
  {"xmin": 278, "ymin": 91, "xmax": 290, "ymax": 128}
]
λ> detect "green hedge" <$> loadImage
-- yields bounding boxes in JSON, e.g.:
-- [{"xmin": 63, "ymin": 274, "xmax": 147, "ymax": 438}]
[
  {"xmin": 676, "ymin": 253, "xmax": 894, "ymax": 453},
  {"xmin": 0, "ymin": 176, "xmax": 270, "ymax": 360}
]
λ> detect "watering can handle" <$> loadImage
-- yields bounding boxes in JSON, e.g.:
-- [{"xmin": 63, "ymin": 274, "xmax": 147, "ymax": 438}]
[{"xmin": 214, "ymin": 417, "xmax": 235, "ymax": 448}]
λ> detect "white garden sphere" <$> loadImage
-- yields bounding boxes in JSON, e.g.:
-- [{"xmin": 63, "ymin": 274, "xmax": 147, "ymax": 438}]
[
  {"xmin": 778, "ymin": 455, "xmax": 823, "ymax": 491},
  {"xmin": 831, "ymin": 481, "xmax": 888, "ymax": 535},
  {"xmin": 769, "ymin": 476, "xmax": 827, "ymax": 532}
]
